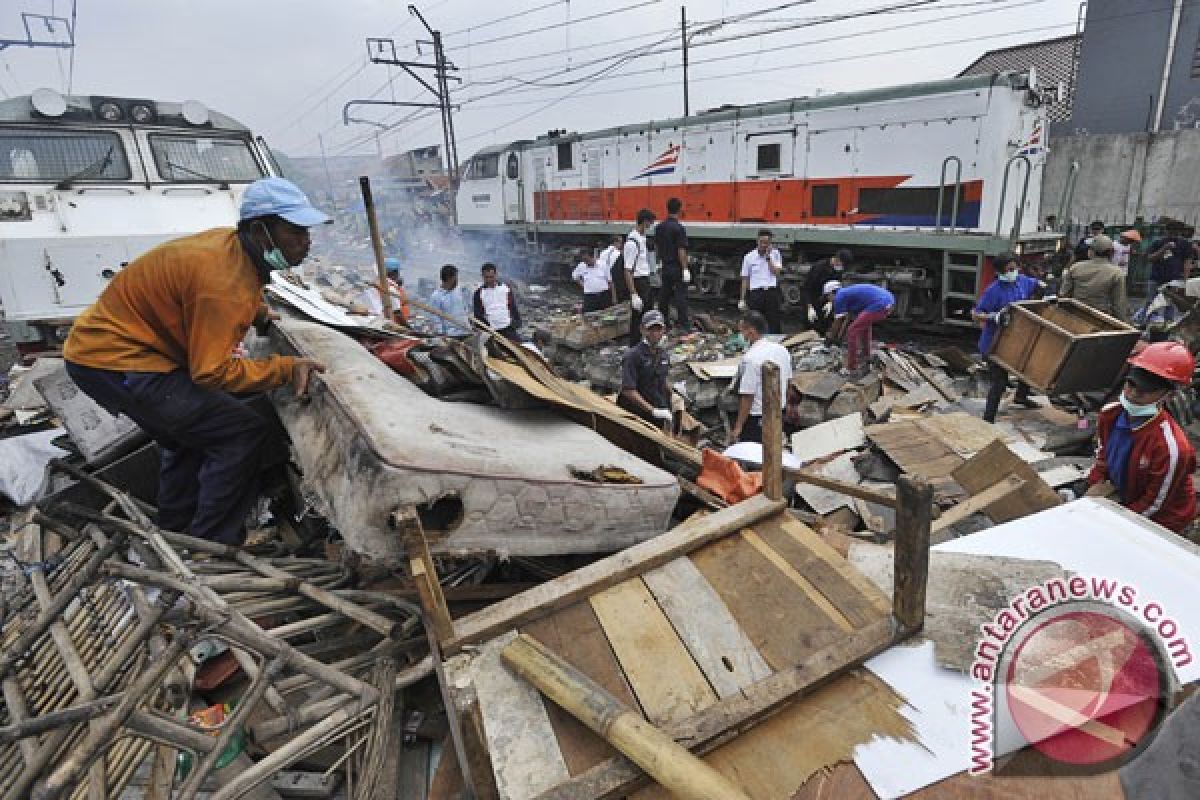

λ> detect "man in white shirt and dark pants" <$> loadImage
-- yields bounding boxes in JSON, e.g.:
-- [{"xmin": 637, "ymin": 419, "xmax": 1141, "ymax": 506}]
[
  {"xmin": 572, "ymin": 250, "xmax": 616, "ymax": 313},
  {"xmin": 623, "ymin": 209, "xmax": 656, "ymax": 338},
  {"xmin": 729, "ymin": 311, "xmax": 793, "ymax": 444},
  {"xmin": 472, "ymin": 262, "xmax": 522, "ymax": 342},
  {"xmin": 738, "ymin": 229, "xmax": 784, "ymax": 334}
]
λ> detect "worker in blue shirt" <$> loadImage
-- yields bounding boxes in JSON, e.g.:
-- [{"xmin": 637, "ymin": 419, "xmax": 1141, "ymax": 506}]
[
  {"xmin": 823, "ymin": 281, "xmax": 895, "ymax": 376},
  {"xmin": 972, "ymin": 252, "xmax": 1042, "ymax": 423}
]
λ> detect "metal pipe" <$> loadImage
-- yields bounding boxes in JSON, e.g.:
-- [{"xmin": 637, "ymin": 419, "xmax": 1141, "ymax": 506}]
[{"xmin": 936, "ymin": 156, "xmax": 963, "ymax": 233}]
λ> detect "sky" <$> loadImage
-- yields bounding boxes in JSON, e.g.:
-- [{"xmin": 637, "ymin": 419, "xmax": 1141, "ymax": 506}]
[{"xmin": 0, "ymin": 0, "xmax": 1084, "ymax": 162}]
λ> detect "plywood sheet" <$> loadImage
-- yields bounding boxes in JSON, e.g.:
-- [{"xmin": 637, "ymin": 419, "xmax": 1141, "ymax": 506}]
[
  {"xmin": 916, "ymin": 412, "xmax": 1004, "ymax": 458},
  {"xmin": 630, "ymin": 672, "xmax": 914, "ymax": 800},
  {"xmin": 642, "ymin": 558, "xmax": 772, "ymax": 699},
  {"xmin": 588, "ymin": 579, "xmax": 717, "ymax": 726},
  {"xmin": 849, "ymin": 544, "xmax": 1069, "ymax": 671}
]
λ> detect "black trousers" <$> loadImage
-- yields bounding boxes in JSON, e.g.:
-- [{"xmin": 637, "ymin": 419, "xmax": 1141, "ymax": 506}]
[
  {"xmin": 583, "ymin": 292, "xmax": 612, "ymax": 313},
  {"xmin": 748, "ymin": 287, "xmax": 783, "ymax": 334},
  {"xmin": 737, "ymin": 415, "xmax": 764, "ymax": 444},
  {"xmin": 65, "ymin": 363, "xmax": 280, "ymax": 545},
  {"xmin": 983, "ymin": 359, "xmax": 1032, "ymax": 423},
  {"xmin": 658, "ymin": 265, "xmax": 690, "ymax": 328},
  {"xmin": 629, "ymin": 276, "xmax": 653, "ymax": 338}
]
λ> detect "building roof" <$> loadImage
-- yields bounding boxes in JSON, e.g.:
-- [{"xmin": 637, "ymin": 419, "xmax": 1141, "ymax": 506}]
[{"xmin": 959, "ymin": 34, "xmax": 1081, "ymax": 122}]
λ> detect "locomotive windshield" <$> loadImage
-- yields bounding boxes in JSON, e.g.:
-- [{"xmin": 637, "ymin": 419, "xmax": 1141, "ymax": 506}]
[
  {"xmin": 0, "ymin": 129, "xmax": 131, "ymax": 182},
  {"xmin": 148, "ymin": 134, "xmax": 264, "ymax": 183}
]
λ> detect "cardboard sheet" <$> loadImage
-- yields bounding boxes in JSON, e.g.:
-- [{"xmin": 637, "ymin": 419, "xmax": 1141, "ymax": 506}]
[{"xmin": 853, "ymin": 499, "xmax": 1200, "ymax": 798}]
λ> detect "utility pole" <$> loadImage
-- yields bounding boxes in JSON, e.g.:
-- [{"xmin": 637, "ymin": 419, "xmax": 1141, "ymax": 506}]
[{"xmin": 681, "ymin": 6, "xmax": 689, "ymax": 117}]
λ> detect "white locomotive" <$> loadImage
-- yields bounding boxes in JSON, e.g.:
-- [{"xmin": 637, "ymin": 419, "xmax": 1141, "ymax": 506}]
[
  {"xmin": 456, "ymin": 71, "xmax": 1068, "ymax": 326},
  {"xmin": 0, "ymin": 89, "xmax": 279, "ymax": 353}
]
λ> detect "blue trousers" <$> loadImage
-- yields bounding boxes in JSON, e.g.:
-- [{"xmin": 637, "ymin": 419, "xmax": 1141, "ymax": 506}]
[{"xmin": 65, "ymin": 363, "xmax": 274, "ymax": 545}]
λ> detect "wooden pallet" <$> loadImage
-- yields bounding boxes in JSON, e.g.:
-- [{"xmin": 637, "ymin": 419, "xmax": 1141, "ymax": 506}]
[{"xmin": 408, "ymin": 477, "xmax": 930, "ymax": 800}]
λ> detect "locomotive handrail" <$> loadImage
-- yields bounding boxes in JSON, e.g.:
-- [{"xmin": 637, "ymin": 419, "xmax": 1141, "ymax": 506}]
[
  {"xmin": 994, "ymin": 154, "xmax": 1031, "ymax": 244},
  {"xmin": 1055, "ymin": 160, "xmax": 1081, "ymax": 233},
  {"xmin": 936, "ymin": 156, "xmax": 963, "ymax": 233}
]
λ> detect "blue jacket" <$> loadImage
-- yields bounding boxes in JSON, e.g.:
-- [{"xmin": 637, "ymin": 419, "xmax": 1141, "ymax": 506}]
[
  {"xmin": 833, "ymin": 284, "xmax": 895, "ymax": 316},
  {"xmin": 974, "ymin": 275, "xmax": 1039, "ymax": 355}
]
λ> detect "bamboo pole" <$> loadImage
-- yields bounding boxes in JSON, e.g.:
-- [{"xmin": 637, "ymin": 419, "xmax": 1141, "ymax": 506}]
[{"xmin": 501, "ymin": 633, "xmax": 753, "ymax": 800}]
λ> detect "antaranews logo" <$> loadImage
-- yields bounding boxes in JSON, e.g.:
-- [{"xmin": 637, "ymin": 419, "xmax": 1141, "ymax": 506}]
[{"xmin": 968, "ymin": 576, "xmax": 1188, "ymax": 776}]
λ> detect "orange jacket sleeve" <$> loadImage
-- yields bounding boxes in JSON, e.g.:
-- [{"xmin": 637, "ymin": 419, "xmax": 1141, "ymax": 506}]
[{"xmin": 184, "ymin": 288, "xmax": 295, "ymax": 393}]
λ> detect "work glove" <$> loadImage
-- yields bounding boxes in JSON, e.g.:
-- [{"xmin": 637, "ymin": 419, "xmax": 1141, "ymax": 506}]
[
  {"xmin": 683, "ymin": 268, "xmax": 692, "ymax": 283},
  {"xmin": 807, "ymin": 306, "xmax": 818, "ymax": 324},
  {"xmin": 631, "ymin": 294, "xmax": 643, "ymax": 312},
  {"xmin": 651, "ymin": 408, "xmax": 672, "ymax": 421},
  {"xmin": 737, "ymin": 300, "xmax": 748, "ymax": 312}
]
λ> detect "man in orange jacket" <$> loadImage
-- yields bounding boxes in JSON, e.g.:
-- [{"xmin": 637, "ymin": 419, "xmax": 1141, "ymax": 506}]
[
  {"xmin": 63, "ymin": 177, "xmax": 328, "ymax": 545},
  {"xmin": 1088, "ymin": 342, "xmax": 1197, "ymax": 533}
]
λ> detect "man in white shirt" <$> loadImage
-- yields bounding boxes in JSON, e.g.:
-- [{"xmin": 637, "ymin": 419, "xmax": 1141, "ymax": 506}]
[
  {"xmin": 571, "ymin": 250, "xmax": 616, "ymax": 313},
  {"xmin": 738, "ymin": 229, "xmax": 784, "ymax": 334},
  {"xmin": 623, "ymin": 208, "xmax": 656, "ymax": 337},
  {"xmin": 729, "ymin": 311, "xmax": 793, "ymax": 445},
  {"xmin": 598, "ymin": 235, "xmax": 622, "ymax": 280},
  {"xmin": 471, "ymin": 262, "xmax": 522, "ymax": 342}
]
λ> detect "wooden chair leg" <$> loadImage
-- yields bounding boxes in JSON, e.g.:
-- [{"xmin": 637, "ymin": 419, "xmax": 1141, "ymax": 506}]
[
  {"xmin": 893, "ymin": 475, "xmax": 932, "ymax": 634},
  {"xmin": 392, "ymin": 507, "xmax": 455, "ymax": 645}
]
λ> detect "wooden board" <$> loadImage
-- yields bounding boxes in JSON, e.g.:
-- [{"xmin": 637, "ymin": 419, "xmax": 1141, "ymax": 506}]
[
  {"xmin": 793, "ymin": 452, "xmax": 861, "ymax": 515},
  {"xmin": 689, "ymin": 533, "xmax": 846, "ymax": 671},
  {"xmin": 641, "ymin": 558, "xmax": 773, "ymax": 699},
  {"xmin": 588, "ymin": 579, "xmax": 718, "ymax": 726},
  {"xmin": 951, "ymin": 439, "xmax": 1062, "ymax": 523},
  {"xmin": 521, "ymin": 602, "xmax": 638, "ymax": 777},
  {"xmin": 790, "ymin": 413, "xmax": 865, "ymax": 464},
  {"xmin": 865, "ymin": 418, "xmax": 967, "ymax": 500}
]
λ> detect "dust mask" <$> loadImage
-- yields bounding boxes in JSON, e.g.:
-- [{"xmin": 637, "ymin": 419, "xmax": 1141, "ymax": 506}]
[
  {"xmin": 1119, "ymin": 390, "xmax": 1159, "ymax": 418},
  {"xmin": 998, "ymin": 269, "xmax": 1019, "ymax": 283},
  {"xmin": 259, "ymin": 224, "xmax": 291, "ymax": 271}
]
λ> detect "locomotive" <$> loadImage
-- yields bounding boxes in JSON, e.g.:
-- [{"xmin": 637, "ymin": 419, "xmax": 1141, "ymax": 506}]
[{"xmin": 455, "ymin": 70, "xmax": 1069, "ymax": 326}]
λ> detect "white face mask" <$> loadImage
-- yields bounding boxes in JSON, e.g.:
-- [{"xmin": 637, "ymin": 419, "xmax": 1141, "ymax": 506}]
[
  {"xmin": 998, "ymin": 269, "xmax": 1019, "ymax": 283},
  {"xmin": 1120, "ymin": 389, "xmax": 1160, "ymax": 418}
]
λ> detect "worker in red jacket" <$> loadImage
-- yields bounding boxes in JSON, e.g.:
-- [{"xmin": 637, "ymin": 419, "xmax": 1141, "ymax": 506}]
[{"xmin": 1088, "ymin": 342, "xmax": 1197, "ymax": 533}]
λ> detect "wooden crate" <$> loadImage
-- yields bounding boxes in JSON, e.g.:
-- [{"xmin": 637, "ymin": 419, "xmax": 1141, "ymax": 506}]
[
  {"xmin": 422, "ymin": 492, "xmax": 928, "ymax": 800},
  {"xmin": 989, "ymin": 299, "xmax": 1140, "ymax": 394}
]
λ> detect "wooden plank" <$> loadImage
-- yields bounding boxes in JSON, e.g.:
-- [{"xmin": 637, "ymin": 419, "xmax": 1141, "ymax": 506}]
[
  {"xmin": 690, "ymin": 533, "xmax": 845, "ymax": 671},
  {"xmin": 785, "ymin": 465, "xmax": 897, "ymax": 509},
  {"xmin": 521, "ymin": 603, "xmax": 638, "ymax": 777},
  {"xmin": 445, "ymin": 495, "xmax": 786, "ymax": 653},
  {"xmin": 641, "ymin": 558, "xmax": 773, "ymax": 699},
  {"xmin": 931, "ymin": 475, "xmax": 1025, "ymax": 536},
  {"xmin": 427, "ymin": 736, "xmax": 466, "ymax": 800},
  {"xmin": 951, "ymin": 439, "xmax": 1062, "ymax": 523},
  {"xmin": 761, "ymin": 362, "xmax": 784, "ymax": 501},
  {"xmin": 588, "ymin": 579, "xmax": 718, "ymax": 727},
  {"xmin": 467, "ymin": 631, "xmax": 571, "ymax": 800},
  {"xmin": 533, "ymin": 617, "xmax": 900, "ymax": 800},
  {"xmin": 750, "ymin": 516, "xmax": 886, "ymax": 628},
  {"xmin": 790, "ymin": 413, "xmax": 865, "ymax": 464},
  {"xmin": 893, "ymin": 476, "xmax": 933, "ymax": 633}
]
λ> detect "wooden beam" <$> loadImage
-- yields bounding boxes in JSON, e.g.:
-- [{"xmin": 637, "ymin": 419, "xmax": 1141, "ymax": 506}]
[
  {"xmin": 502, "ymin": 634, "xmax": 753, "ymax": 800},
  {"xmin": 931, "ymin": 475, "xmax": 1025, "ymax": 535},
  {"xmin": 444, "ymin": 495, "xmax": 786, "ymax": 654},
  {"xmin": 761, "ymin": 362, "xmax": 784, "ymax": 501},
  {"xmin": 393, "ymin": 508, "xmax": 456, "ymax": 645},
  {"xmin": 783, "ymin": 468, "xmax": 897, "ymax": 509},
  {"xmin": 532, "ymin": 616, "xmax": 899, "ymax": 800},
  {"xmin": 893, "ymin": 475, "xmax": 933, "ymax": 634}
]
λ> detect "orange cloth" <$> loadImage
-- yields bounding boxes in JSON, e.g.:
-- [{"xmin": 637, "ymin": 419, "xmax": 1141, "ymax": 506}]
[
  {"xmin": 64, "ymin": 228, "xmax": 296, "ymax": 393},
  {"xmin": 696, "ymin": 448, "xmax": 763, "ymax": 504}
]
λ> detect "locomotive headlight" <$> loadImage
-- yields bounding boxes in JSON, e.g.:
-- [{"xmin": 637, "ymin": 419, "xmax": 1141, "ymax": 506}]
[
  {"xmin": 97, "ymin": 101, "xmax": 123, "ymax": 121},
  {"xmin": 129, "ymin": 103, "xmax": 155, "ymax": 124}
]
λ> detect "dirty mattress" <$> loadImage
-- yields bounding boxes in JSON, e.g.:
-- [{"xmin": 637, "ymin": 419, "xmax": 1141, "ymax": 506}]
[{"xmin": 269, "ymin": 319, "xmax": 680, "ymax": 563}]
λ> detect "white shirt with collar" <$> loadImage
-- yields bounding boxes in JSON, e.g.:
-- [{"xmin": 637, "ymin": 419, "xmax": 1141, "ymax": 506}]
[
  {"xmin": 741, "ymin": 247, "xmax": 783, "ymax": 290},
  {"xmin": 738, "ymin": 337, "xmax": 793, "ymax": 416},
  {"xmin": 572, "ymin": 261, "xmax": 611, "ymax": 294},
  {"xmin": 624, "ymin": 229, "xmax": 650, "ymax": 278}
]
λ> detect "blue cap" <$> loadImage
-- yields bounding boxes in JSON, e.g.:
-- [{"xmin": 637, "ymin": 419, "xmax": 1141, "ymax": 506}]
[
  {"xmin": 384, "ymin": 257, "xmax": 401, "ymax": 274},
  {"xmin": 239, "ymin": 177, "xmax": 331, "ymax": 227}
]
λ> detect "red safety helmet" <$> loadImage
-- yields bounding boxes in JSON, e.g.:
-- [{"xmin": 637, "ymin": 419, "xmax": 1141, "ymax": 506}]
[{"xmin": 1127, "ymin": 341, "xmax": 1195, "ymax": 385}]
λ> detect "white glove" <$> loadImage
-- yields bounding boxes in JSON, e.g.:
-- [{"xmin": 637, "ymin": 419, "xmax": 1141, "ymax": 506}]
[
  {"xmin": 683, "ymin": 268, "xmax": 692, "ymax": 283},
  {"xmin": 807, "ymin": 306, "xmax": 818, "ymax": 323},
  {"xmin": 651, "ymin": 408, "xmax": 672, "ymax": 421},
  {"xmin": 737, "ymin": 300, "xmax": 748, "ymax": 312},
  {"xmin": 990, "ymin": 312, "xmax": 1003, "ymax": 323},
  {"xmin": 631, "ymin": 294, "xmax": 643, "ymax": 312}
]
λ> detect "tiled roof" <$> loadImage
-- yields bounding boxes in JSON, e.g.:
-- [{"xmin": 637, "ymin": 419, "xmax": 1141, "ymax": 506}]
[{"xmin": 958, "ymin": 34, "xmax": 1081, "ymax": 122}]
